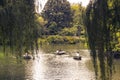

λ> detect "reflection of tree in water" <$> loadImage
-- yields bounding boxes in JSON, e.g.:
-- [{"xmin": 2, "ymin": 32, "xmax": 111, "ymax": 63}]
[{"xmin": 85, "ymin": 0, "xmax": 120, "ymax": 80}]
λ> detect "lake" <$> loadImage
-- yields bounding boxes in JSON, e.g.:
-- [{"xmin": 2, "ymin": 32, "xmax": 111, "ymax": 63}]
[{"xmin": 0, "ymin": 44, "xmax": 120, "ymax": 80}]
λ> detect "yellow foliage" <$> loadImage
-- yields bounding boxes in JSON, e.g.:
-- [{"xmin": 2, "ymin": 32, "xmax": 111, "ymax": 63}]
[
  {"xmin": 108, "ymin": 0, "xmax": 114, "ymax": 8},
  {"xmin": 116, "ymin": 32, "xmax": 120, "ymax": 37},
  {"xmin": 71, "ymin": 4, "xmax": 79, "ymax": 11},
  {"xmin": 36, "ymin": 15, "xmax": 47, "ymax": 26},
  {"xmin": 37, "ymin": 17, "xmax": 44, "ymax": 22}
]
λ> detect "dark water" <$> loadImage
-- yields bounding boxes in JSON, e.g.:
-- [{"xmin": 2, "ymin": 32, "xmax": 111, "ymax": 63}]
[{"xmin": 0, "ymin": 44, "xmax": 120, "ymax": 80}]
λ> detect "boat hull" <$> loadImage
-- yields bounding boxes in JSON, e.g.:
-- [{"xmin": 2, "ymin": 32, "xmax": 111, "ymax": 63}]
[
  {"xmin": 73, "ymin": 56, "xmax": 81, "ymax": 60},
  {"xmin": 55, "ymin": 51, "xmax": 66, "ymax": 55},
  {"xmin": 23, "ymin": 55, "xmax": 32, "ymax": 59}
]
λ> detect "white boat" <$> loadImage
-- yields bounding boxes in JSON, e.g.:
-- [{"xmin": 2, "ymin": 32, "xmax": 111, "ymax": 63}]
[
  {"xmin": 73, "ymin": 52, "xmax": 82, "ymax": 60},
  {"xmin": 73, "ymin": 56, "xmax": 81, "ymax": 60},
  {"xmin": 55, "ymin": 50, "xmax": 66, "ymax": 55}
]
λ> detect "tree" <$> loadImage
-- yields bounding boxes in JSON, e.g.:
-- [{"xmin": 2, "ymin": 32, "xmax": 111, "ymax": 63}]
[
  {"xmin": 85, "ymin": 0, "xmax": 120, "ymax": 80},
  {"xmin": 42, "ymin": 0, "xmax": 72, "ymax": 34},
  {"xmin": 71, "ymin": 3, "xmax": 85, "ymax": 36},
  {"xmin": 0, "ymin": 0, "xmax": 39, "ymax": 56}
]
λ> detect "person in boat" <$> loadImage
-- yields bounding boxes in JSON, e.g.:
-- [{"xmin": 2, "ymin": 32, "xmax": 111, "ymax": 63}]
[
  {"xmin": 76, "ymin": 51, "xmax": 80, "ymax": 57},
  {"xmin": 23, "ymin": 50, "xmax": 32, "ymax": 59},
  {"xmin": 25, "ymin": 52, "xmax": 28, "ymax": 56},
  {"xmin": 25, "ymin": 50, "xmax": 30, "ymax": 56},
  {"xmin": 56, "ymin": 50, "xmax": 59, "ymax": 53},
  {"xmin": 73, "ymin": 51, "xmax": 81, "ymax": 60},
  {"xmin": 56, "ymin": 49, "xmax": 61, "ymax": 53}
]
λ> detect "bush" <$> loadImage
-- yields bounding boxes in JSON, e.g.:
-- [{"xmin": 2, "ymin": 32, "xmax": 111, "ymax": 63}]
[
  {"xmin": 47, "ymin": 35, "xmax": 64, "ymax": 44},
  {"xmin": 59, "ymin": 27, "xmax": 77, "ymax": 36},
  {"xmin": 64, "ymin": 36, "xmax": 80, "ymax": 44},
  {"xmin": 48, "ymin": 22, "xmax": 58, "ymax": 34},
  {"xmin": 38, "ymin": 38, "xmax": 47, "ymax": 45},
  {"xmin": 46, "ymin": 35, "xmax": 80, "ymax": 44},
  {"xmin": 80, "ymin": 37, "xmax": 86, "ymax": 43}
]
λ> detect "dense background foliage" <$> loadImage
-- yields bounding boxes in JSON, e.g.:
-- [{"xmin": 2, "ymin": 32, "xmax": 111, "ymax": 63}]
[{"xmin": 41, "ymin": 0, "xmax": 72, "ymax": 34}]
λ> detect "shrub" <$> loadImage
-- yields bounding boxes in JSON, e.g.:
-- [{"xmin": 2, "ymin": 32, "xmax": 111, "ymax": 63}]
[
  {"xmin": 47, "ymin": 35, "xmax": 64, "ymax": 44},
  {"xmin": 59, "ymin": 27, "xmax": 77, "ymax": 36},
  {"xmin": 46, "ymin": 35, "xmax": 80, "ymax": 44},
  {"xmin": 64, "ymin": 36, "xmax": 80, "ymax": 44}
]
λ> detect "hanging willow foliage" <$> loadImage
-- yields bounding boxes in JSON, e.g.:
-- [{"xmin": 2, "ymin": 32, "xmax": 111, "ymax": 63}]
[
  {"xmin": 85, "ymin": 0, "xmax": 120, "ymax": 80},
  {"xmin": 0, "ymin": 0, "xmax": 39, "ymax": 56}
]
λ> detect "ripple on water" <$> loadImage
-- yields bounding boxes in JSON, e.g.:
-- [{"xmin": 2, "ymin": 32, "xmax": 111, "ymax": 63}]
[{"xmin": 24, "ymin": 50, "xmax": 95, "ymax": 80}]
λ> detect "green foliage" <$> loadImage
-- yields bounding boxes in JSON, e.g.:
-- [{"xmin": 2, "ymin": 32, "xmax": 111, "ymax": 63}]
[
  {"xmin": 71, "ymin": 3, "xmax": 85, "ymax": 26},
  {"xmin": 85, "ymin": 0, "xmax": 120, "ymax": 79},
  {"xmin": 85, "ymin": 0, "xmax": 120, "ymax": 51},
  {"xmin": 35, "ymin": 15, "xmax": 46, "ymax": 26},
  {"xmin": 35, "ymin": 14, "xmax": 47, "ymax": 36},
  {"xmin": 48, "ymin": 22, "xmax": 58, "ymax": 34},
  {"xmin": 59, "ymin": 27, "xmax": 77, "ymax": 36},
  {"xmin": 46, "ymin": 35, "xmax": 80, "ymax": 44},
  {"xmin": 79, "ymin": 37, "xmax": 86, "ymax": 43},
  {"xmin": 42, "ymin": 0, "xmax": 72, "ymax": 34},
  {"xmin": 47, "ymin": 35, "xmax": 64, "ymax": 44},
  {"xmin": 0, "ymin": 47, "xmax": 4, "ymax": 59},
  {"xmin": 0, "ymin": 0, "xmax": 39, "ymax": 55},
  {"xmin": 64, "ymin": 36, "xmax": 80, "ymax": 44},
  {"xmin": 71, "ymin": 3, "xmax": 86, "ymax": 37}
]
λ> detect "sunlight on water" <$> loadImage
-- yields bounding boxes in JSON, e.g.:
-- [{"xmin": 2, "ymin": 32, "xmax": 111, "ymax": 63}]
[
  {"xmin": 32, "ymin": 60, "xmax": 42, "ymax": 80},
  {"xmin": 24, "ymin": 50, "xmax": 95, "ymax": 80},
  {"xmin": 0, "ymin": 45, "xmax": 120, "ymax": 80}
]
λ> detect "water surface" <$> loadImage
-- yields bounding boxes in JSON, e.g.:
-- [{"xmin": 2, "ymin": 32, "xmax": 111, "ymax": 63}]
[{"xmin": 0, "ymin": 44, "xmax": 120, "ymax": 80}]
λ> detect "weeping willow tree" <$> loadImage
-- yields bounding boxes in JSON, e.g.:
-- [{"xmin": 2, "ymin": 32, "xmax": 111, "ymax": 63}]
[
  {"xmin": 0, "ymin": 0, "xmax": 39, "ymax": 56},
  {"xmin": 85, "ymin": 0, "xmax": 120, "ymax": 80}
]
